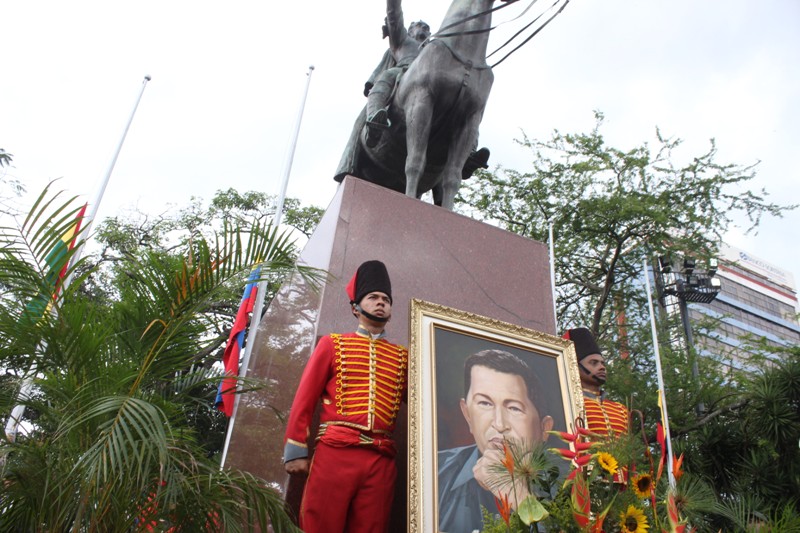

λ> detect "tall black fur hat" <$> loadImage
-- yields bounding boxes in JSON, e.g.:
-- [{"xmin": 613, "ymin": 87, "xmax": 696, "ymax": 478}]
[
  {"xmin": 562, "ymin": 327, "xmax": 602, "ymax": 361},
  {"xmin": 345, "ymin": 260, "xmax": 392, "ymax": 305}
]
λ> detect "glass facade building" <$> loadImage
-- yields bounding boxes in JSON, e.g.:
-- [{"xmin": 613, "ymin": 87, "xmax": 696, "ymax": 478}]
[{"xmin": 690, "ymin": 245, "xmax": 799, "ymax": 370}]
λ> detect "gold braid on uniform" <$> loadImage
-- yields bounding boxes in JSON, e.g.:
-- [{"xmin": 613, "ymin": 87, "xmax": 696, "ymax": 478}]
[{"xmin": 329, "ymin": 333, "xmax": 407, "ymax": 431}]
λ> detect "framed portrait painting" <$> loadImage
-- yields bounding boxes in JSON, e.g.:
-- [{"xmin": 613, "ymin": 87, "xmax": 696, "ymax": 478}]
[{"xmin": 407, "ymin": 299, "xmax": 583, "ymax": 533}]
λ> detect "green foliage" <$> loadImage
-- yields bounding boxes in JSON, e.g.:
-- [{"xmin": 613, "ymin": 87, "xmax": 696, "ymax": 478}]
[
  {"xmin": 0, "ymin": 184, "xmax": 317, "ymax": 531},
  {"xmin": 0, "ymin": 148, "xmax": 12, "ymax": 168},
  {"xmin": 456, "ymin": 111, "xmax": 792, "ymax": 337},
  {"xmin": 684, "ymin": 345, "xmax": 800, "ymax": 529},
  {"xmin": 0, "ymin": 149, "xmax": 25, "ymax": 215},
  {"xmin": 456, "ymin": 113, "xmax": 798, "ymax": 529},
  {"xmin": 479, "ymin": 430, "xmax": 728, "ymax": 532}
]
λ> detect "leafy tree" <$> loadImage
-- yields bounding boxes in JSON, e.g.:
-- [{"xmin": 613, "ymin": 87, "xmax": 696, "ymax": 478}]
[
  {"xmin": 0, "ymin": 184, "xmax": 322, "ymax": 531},
  {"xmin": 0, "ymin": 149, "xmax": 26, "ymax": 216},
  {"xmin": 685, "ymin": 343, "xmax": 800, "ymax": 529},
  {"xmin": 88, "ymin": 188, "xmax": 323, "ymax": 365},
  {"xmin": 456, "ymin": 112, "xmax": 798, "ymax": 526},
  {"xmin": 68, "ymin": 189, "xmax": 324, "ymax": 457},
  {"xmin": 457, "ymin": 111, "xmax": 791, "ymax": 338},
  {"xmin": 456, "ymin": 110, "xmax": 793, "ymax": 423}
]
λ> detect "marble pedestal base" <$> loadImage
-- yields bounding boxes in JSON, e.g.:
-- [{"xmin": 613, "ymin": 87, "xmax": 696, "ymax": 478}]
[{"xmin": 224, "ymin": 176, "xmax": 554, "ymax": 531}]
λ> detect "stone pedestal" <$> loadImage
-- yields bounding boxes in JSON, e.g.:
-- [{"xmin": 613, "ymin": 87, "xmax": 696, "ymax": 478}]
[{"xmin": 225, "ymin": 176, "xmax": 555, "ymax": 531}]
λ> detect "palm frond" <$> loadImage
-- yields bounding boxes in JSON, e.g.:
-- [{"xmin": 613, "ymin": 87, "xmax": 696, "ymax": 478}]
[
  {"xmin": 0, "ymin": 184, "xmax": 312, "ymax": 531},
  {"xmin": 713, "ymin": 493, "xmax": 769, "ymax": 532},
  {"xmin": 60, "ymin": 395, "xmax": 170, "ymax": 488}
]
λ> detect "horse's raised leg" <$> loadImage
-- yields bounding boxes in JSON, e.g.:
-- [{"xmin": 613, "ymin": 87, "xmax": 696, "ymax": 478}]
[
  {"xmin": 438, "ymin": 112, "xmax": 481, "ymax": 210},
  {"xmin": 403, "ymin": 93, "xmax": 434, "ymax": 199}
]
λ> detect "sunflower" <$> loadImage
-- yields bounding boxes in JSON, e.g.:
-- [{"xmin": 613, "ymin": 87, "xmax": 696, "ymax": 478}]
[
  {"xmin": 631, "ymin": 473, "xmax": 653, "ymax": 499},
  {"xmin": 596, "ymin": 451, "xmax": 619, "ymax": 476},
  {"xmin": 619, "ymin": 505, "xmax": 649, "ymax": 533}
]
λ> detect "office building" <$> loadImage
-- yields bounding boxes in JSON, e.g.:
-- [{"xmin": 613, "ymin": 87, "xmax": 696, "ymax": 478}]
[{"xmin": 689, "ymin": 245, "xmax": 799, "ymax": 369}]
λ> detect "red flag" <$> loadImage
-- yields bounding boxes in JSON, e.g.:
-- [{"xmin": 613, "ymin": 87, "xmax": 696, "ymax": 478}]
[{"xmin": 215, "ymin": 267, "xmax": 260, "ymax": 416}]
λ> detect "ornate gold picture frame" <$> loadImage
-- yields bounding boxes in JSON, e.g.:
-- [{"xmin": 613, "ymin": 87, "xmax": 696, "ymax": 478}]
[{"xmin": 407, "ymin": 299, "xmax": 583, "ymax": 533}]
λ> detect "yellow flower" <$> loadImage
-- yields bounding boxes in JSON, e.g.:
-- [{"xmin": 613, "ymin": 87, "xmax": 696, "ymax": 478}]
[
  {"xmin": 631, "ymin": 473, "xmax": 653, "ymax": 499},
  {"xmin": 596, "ymin": 451, "xmax": 619, "ymax": 476},
  {"xmin": 619, "ymin": 505, "xmax": 649, "ymax": 533}
]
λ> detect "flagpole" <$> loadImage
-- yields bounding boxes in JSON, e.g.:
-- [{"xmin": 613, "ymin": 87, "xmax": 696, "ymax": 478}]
[
  {"xmin": 220, "ymin": 65, "xmax": 315, "ymax": 467},
  {"xmin": 548, "ymin": 221, "xmax": 557, "ymax": 330},
  {"xmin": 642, "ymin": 258, "xmax": 676, "ymax": 488},
  {"xmin": 275, "ymin": 65, "xmax": 315, "ymax": 227},
  {"xmin": 65, "ymin": 75, "xmax": 152, "ymax": 287},
  {"xmin": 5, "ymin": 76, "xmax": 151, "ymax": 442}
]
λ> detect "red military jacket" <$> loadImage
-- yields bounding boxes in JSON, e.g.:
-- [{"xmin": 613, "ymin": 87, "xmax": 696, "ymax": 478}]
[
  {"xmin": 283, "ymin": 329, "xmax": 408, "ymax": 462},
  {"xmin": 583, "ymin": 391, "xmax": 629, "ymax": 437}
]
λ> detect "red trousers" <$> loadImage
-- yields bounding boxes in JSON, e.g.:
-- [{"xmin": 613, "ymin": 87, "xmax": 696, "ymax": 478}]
[{"xmin": 300, "ymin": 442, "xmax": 397, "ymax": 533}]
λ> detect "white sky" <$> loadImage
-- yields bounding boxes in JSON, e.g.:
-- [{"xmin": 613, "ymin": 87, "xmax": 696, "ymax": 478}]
[{"xmin": 2, "ymin": 0, "xmax": 799, "ymax": 286}]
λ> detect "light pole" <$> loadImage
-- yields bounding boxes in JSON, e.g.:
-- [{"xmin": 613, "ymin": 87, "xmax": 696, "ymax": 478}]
[{"xmin": 654, "ymin": 255, "xmax": 721, "ymax": 416}]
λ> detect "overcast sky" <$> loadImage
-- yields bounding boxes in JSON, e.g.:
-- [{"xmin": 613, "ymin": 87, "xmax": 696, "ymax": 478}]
[{"xmin": 2, "ymin": 0, "xmax": 799, "ymax": 287}]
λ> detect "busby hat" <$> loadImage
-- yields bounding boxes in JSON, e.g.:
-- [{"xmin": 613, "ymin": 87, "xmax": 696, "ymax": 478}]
[
  {"xmin": 563, "ymin": 327, "xmax": 602, "ymax": 361},
  {"xmin": 345, "ymin": 260, "xmax": 392, "ymax": 305}
]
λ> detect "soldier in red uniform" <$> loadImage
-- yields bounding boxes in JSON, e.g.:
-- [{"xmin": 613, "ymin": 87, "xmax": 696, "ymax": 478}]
[
  {"xmin": 562, "ymin": 327, "xmax": 629, "ymax": 437},
  {"xmin": 283, "ymin": 260, "xmax": 407, "ymax": 533}
]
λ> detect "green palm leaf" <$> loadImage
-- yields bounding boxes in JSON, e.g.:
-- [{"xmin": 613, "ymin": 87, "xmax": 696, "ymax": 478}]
[{"xmin": 0, "ymin": 185, "xmax": 308, "ymax": 531}]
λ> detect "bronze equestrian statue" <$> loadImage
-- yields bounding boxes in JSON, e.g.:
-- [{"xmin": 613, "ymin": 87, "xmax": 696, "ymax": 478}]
[{"xmin": 335, "ymin": 0, "xmax": 507, "ymax": 209}]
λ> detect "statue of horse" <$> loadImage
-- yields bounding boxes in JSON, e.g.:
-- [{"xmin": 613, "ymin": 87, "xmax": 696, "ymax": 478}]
[{"xmin": 335, "ymin": 0, "xmax": 508, "ymax": 210}]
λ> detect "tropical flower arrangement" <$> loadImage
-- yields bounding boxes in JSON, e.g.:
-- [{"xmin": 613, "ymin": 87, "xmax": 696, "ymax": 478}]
[{"xmin": 481, "ymin": 419, "xmax": 700, "ymax": 533}]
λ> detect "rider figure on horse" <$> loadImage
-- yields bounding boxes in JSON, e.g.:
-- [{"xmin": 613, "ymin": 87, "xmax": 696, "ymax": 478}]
[
  {"xmin": 334, "ymin": 0, "xmax": 492, "ymax": 198},
  {"xmin": 365, "ymin": 0, "xmax": 431, "ymax": 148},
  {"xmin": 363, "ymin": 0, "xmax": 490, "ymax": 178}
]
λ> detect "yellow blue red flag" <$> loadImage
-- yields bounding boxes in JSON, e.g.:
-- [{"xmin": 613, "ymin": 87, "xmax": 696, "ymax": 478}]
[
  {"xmin": 22, "ymin": 203, "xmax": 87, "ymax": 324},
  {"xmin": 215, "ymin": 267, "xmax": 260, "ymax": 417}
]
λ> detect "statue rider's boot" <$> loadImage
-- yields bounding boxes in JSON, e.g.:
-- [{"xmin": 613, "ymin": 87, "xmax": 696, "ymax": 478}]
[
  {"xmin": 366, "ymin": 108, "xmax": 390, "ymax": 148},
  {"xmin": 365, "ymin": 79, "xmax": 393, "ymax": 148},
  {"xmin": 461, "ymin": 147, "xmax": 490, "ymax": 179}
]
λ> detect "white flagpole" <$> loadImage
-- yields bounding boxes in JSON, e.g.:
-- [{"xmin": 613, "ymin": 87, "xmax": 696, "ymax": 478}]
[
  {"xmin": 65, "ymin": 75, "xmax": 152, "ymax": 286},
  {"xmin": 220, "ymin": 65, "xmax": 315, "ymax": 467},
  {"xmin": 5, "ymin": 76, "xmax": 151, "ymax": 442},
  {"xmin": 274, "ymin": 65, "xmax": 315, "ymax": 227},
  {"xmin": 548, "ymin": 221, "xmax": 557, "ymax": 330},
  {"xmin": 642, "ymin": 258, "xmax": 676, "ymax": 488}
]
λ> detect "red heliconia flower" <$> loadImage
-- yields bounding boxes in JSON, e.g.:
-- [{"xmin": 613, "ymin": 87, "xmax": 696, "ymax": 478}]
[
  {"xmin": 656, "ymin": 422, "xmax": 666, "ymax": 483},
  {"xmin": 592, "ymin": 507, "xmax": 611, "ymax": 533},
  {"xmin": 501, "ymin": 441, "xmax": 514, "ymax": 474},
  {"xmin": 571, "ymin": 471, "xmax": 591, "ymax": 528},
  {"xmin": 549, "ymin": 430, "xmax": 580, "ymax": 443},
  {"xmin": 672, "ymin": 453, "xmax": 684, "ymax": 482},
  {"xmin": 665, "ymin": 491, "xmax": 691, "ymax": 533},
  {"xmin": 495, "ymin": 492, "xmax": 512, "ymax": 527},
  {"xmin": 550, "ymin": 447, "xmax": 577, "ymax": 461}
]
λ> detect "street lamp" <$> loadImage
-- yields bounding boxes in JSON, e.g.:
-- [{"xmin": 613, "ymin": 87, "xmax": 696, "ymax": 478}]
[{"xmin": 654, "ymin": 255, "xmax": 722, "ymax": 415}]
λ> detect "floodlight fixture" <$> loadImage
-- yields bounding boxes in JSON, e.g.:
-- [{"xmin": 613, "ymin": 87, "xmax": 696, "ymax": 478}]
[
  {"xmin": 708, "ymin": 257, "xmax": 719, "ymax": 276},
  {"xmin": 682, "ymin": 257, "xmax": 696, "ymax": 275}
]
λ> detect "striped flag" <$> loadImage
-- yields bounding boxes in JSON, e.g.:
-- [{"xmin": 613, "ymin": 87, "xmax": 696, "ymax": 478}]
[
  {"xmin": 215, "ymin": 267, "xmax": 261, "ymax": 417},
  {"xmin": 22, "ymin": 203, "xmax": 87, "ymax": 324}
]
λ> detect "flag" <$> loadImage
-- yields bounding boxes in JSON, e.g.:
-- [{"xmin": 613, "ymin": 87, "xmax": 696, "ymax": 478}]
[
  {"xmin": 22, "ymin": 203, "xmax": 87, "ymax": 324},
  {"xmin": 215, "ymin": 267, "xmax": 260, "ymax": 417}
]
